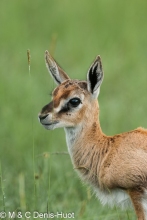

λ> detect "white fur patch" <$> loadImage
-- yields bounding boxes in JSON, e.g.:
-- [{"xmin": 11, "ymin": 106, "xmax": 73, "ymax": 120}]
[
  {"xmin": 94, "ymin": 187, "xmax": 132, "ymax": 210},
  {"xmin": 141, "ymin": 189, "xmax": 147, "ymax": 219},
  {"xmin": 64, "ymin": 126, "xmax": 82, "ymax": 156}
]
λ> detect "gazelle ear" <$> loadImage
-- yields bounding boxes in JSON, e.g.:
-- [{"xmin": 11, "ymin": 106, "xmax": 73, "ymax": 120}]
[
  {"xmin": 87, "ymin": 55, "xmax": 104, "ymax": 99},
  {"xmin": 45, "ymin": 50, "xmax": 70, "ymax": 85}
]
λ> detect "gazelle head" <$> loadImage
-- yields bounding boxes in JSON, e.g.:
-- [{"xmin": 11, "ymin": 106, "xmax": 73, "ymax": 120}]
[{"xmin": 38, "ymin": 51, "xmax": 104, "ymax": 130}]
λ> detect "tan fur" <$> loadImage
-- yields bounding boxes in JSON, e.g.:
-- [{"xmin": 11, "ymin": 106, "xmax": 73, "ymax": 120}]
[{"xmin": 39, "ymin": 51, "xmax": 147, "ymax": 220}]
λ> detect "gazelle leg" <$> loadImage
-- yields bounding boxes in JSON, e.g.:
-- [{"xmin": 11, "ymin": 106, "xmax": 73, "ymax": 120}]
[{"xmin": 128, "ymin": 189, "xmax": 147, "ymax": 220}]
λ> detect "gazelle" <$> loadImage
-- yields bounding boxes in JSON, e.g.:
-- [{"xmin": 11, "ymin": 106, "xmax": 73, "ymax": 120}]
[{"xmin": 39, "ymin": 50, "xmax": 147, "ymax": 220}]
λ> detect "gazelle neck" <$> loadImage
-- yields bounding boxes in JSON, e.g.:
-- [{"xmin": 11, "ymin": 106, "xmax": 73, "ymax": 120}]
[{"xmin": 64, "ymin": 101, "xmax": 104, "ymax": 156}]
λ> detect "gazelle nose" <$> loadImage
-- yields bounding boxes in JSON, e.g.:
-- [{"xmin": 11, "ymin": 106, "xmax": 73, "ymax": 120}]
[{"xmin": 38, "ymin": 113, "xmax": 49, "ymax": 121}]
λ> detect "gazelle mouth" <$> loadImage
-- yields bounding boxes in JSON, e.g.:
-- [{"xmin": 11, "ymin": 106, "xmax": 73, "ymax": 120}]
[{"xmin": 42, "ymin": 121, "xmax": 59, "ymax": 126}]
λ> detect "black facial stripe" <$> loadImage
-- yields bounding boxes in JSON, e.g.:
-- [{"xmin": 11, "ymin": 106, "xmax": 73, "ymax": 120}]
[
  {"xmin": 59, "ymin": 98, "xmax": 81, "ymax": 113},
  {"xmin": 59, "ymin": 105, "xmax": 70, "ymax": 113}
]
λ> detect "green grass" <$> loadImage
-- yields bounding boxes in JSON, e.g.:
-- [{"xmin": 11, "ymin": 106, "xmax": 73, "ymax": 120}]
[{"xmin": 0, "ymin": 0, "xmax": 147, "ymax": 219}]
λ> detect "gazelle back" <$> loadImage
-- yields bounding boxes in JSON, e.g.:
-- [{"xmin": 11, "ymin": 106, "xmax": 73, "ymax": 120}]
[{"xmin": 39, "ymin": 50, "xmax": 147, "ymax": 220}]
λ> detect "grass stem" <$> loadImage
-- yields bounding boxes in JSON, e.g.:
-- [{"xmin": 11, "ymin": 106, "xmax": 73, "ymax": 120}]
[
  {"xmin": 27, "ymin": 49, "xmax": 37, "ymax": 210},
  {"xmin": 0, "ymin": 162, "xmax": 6, "ymax": 212}
]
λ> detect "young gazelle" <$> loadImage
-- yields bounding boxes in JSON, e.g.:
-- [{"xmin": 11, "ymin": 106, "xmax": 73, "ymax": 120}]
[{"xmin": 39, "ymin": 50, "xmax": 147, "ymax": 220}]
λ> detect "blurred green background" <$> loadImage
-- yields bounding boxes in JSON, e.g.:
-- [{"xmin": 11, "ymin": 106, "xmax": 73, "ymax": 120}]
[{"xmin": 0, "ymin": 0, "xmax": 147, "ymax": 219}]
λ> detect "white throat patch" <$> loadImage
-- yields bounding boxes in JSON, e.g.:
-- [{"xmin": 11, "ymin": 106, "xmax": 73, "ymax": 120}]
[{"xmin": 64, "ymin": 126, "xmax": 82, "ymax": 156}]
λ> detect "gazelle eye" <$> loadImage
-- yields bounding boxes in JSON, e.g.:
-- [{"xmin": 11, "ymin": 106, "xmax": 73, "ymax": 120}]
[{"xmin": 68, "ymin": 98, "xmax": 81, "ymax": 107}]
